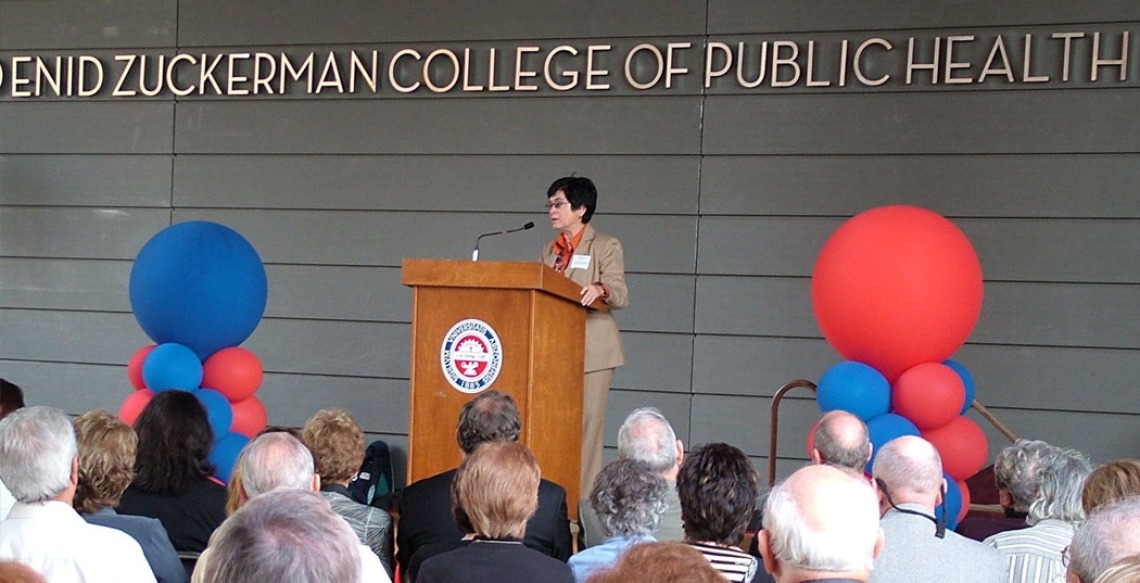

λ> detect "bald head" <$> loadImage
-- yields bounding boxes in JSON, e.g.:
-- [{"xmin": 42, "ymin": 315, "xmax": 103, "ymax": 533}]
[
  {"xmin": 812, "ymin": 411, "xmax": 871, "ymax": 475},
  {"xmin": 872, "ymin": 436, "xmax": 944, "ymax": 509},
  {"xmin": 761, "ymin": 465, "xmax": 882, "ymax": 581},
  {"xmin": 617, "ymin": 407, "xmax": 681, "ymax": 476}
]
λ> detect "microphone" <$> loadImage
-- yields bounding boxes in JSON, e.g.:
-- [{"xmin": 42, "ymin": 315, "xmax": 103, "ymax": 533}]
[{"xmin": 471, "ymin": 222, "xmax": 535, "ymax": 261}]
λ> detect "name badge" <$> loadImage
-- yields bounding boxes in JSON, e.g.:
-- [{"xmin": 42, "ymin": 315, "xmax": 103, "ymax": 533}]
[{"xmin": 570, "ymin": 254, "xmax": 591, "ymax": 270}]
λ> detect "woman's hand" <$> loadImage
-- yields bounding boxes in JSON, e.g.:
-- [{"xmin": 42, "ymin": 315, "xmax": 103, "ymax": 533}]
[{"xmin": 579, "ymin": 283, "xmax": 605, "ymax": 306}]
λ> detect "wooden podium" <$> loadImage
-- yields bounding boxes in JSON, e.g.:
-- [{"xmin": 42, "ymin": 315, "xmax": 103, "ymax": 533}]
[{"xmin": 402, "ymin": 259, "xmax": 601, "ymax": 510}]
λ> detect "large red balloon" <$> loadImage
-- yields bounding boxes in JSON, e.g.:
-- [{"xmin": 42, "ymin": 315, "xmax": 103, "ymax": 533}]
[
  {"xmin": 119, "ymin": 389, "xmax": 155, "ymax": 425},
  {"xmin": 892, "ymin": 362, "xmax": 966, "ymax": 430},
  {"xmin": 230, "ymin": 396, "xmax": 267, "ymax": 438},
  {"xmin": 923, "ymin": 416, "xmax": 988, "ymax": 481},
  {"xmin": 956, "ymin": 479, "xmax": 971, "ymax": 524},
  {"xmin": 127, "ymin": 345, "xmax": 156, "ymax": 390},
  {"xmin": 812, "ymin": 206, "xmax": 984, "ymax": 381},
  {"xmin": 201, "ymin": 347, "xmax": 263, "ymax": 402}
]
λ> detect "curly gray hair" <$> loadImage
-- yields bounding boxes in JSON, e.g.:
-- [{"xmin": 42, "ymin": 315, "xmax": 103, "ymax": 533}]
[
  {"xmin": 994, "ymin": 439, "xmax": 1057, "ymax": 512},
  {"xmin": 1027, "ymin": 446, "xmax": 1091, "ymax": 525},
  {"xmin": 590, "ymin": 458, "xmax": 669, "ymax": 538}
]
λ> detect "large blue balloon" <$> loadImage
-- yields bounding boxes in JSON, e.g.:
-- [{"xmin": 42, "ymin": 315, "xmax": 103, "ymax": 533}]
[
  {"xmin": 142, "ymin": 343, "xmax": 203, "ymax": 392},
  {"xmin": 130, "ymin": 221, "xmax": 267, "ymax": 360},
  {"xmin": 209, "ymin": 431, "xmax": 250, "ymax": 484},
  {"xmin": 943, "ymin": 359, "xmax": 976, "ymax": 415},
  {"xmin": 196, "ymin": 388, "xmax": 234, "ymax": 440},
  {"xmin": 865, "ymin": 413, "xmax": 921, "ymax": 473},
  {"xmin": 817, "ymin": 361, "xmax": 891, "ymax": 421},
  {"xmin": 936, "ymin": 473, "xmax": 964, "ymax": 530}
]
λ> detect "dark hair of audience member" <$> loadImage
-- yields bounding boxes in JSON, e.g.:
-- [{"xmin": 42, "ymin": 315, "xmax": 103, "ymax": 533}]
[
  {"xmin": 73, "ymin": 410, "xmax": 137, "ymax": 514},
  {"xmin": 455, "ymin": 391, "xmax": 521, "ymax": 455},
  {"xmin": 131, "ymin": 390, "xmax": 215, "ymax": 495},
  {"xmin": 586, "ymin": 542, "xmax": 723, "ymax": 583},
  {"xmin": 676, "ymin": 442, "xmax": 760, "ymax": 546},
  {"xmin": 0, "ymin": 378, "xmax": 25, "ymax": 419},
  {"xmin": 1082, "ymin": 459, "xmax": 1140, "ymax": 514}
]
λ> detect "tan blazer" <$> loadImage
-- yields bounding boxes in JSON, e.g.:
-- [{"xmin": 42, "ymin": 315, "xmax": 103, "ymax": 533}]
[{"xmin": 541, "ymin": 224, "xmax": 628, "ymax": 372}]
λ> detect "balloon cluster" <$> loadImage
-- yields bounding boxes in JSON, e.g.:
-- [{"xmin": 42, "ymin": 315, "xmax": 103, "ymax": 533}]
[
  {"xmin": 118, "ymin": 222, "xmax": 269, "ymax": 483},
  {"xmin": 810, "ymin": 206, "xmax": 986, "ymax": 529}
]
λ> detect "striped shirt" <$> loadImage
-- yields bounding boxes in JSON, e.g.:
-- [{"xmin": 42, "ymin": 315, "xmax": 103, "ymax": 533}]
[
  {"xmin": 983, "ymin": 518, "xmax": 1075, "ymax": 583},
  {"xmin": 686, "ymin": 542, "xmax": 760, "ymax": 583}
]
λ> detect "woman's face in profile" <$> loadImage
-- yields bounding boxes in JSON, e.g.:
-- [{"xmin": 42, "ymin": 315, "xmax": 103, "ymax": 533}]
[{"xmin": 547, "ymin": 190, "xmax": 583, "ymax": 233}]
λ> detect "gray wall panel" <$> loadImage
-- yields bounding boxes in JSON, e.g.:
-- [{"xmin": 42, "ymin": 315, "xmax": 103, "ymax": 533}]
[
  {"xmin": 0, "ymin": 103, "xmax": 174, "ymax": 154},
  {"xmin": 0, "ymin": 208, "xmax": 170, "ymax": 259},
  {"xmin": 244, "ymin": 319, "xmax": 409, "ymax": 380},
  {"xmin": 700, "ymin": 155, "xmax": 1140, "ymax": 219},
  {"xmin": 259, "ymin": 373, "xmax": 408, "ymax": 433},
  {"xmin": 178, "ymin": 0, "xmax": 707, "ymax": 46},
  {"xmin": 604, "ymin": 389, "xmax": 693, "ymax": 448},
  {"xmin": 0, "ymin": 258, "xmax": 132, "ymax": 312},
  {"xmin": 614, "ymin": 332, "xmax": 694, "ymax": 393},
  {"xmin": 0, "ymin": 155, "xmax": 172, "ymax": 207},
  {"xmin": 708, "ymin": 0, "xmax": 1140, "ymax": 34},
  {"xmin": 0, "ymin": 310, "xmax": 150, "ymax": 365},
  {"xmin": 697, "ymin": 217, "xmax": 837, "ymax": 277},
  {"xmin": 174, "ymin": 98, "xmax": 702, "ymax": 155},
  {"xmin": 695, "ymin": 276, "xmax": 816, "ymax": 338},
  {"xmin": 264, "ymin": 265, "xmax": 407, "ymax": 323},
  {"xmin": 974, "ymin": 282, "xmax": 1140, "ymax": 349},
  {"xmin": 173, "ymin": 155, "xmax": 699, "ymax": 215},
  {"xmin": 620, "ymin": 274, "xmax": 695, "ymax": 334},
  {"xmin": 0, "ymin": 360, "xmax": 133, "ymax": 415},
  {"xmin": 970, "ymin": 408, "xmax": 1139, "ymax": 466},
  {"xmin": 691, "ymin": 393, "xmax": 820, "ymax": 458},
  {"xmin": 704, "ymin": 91, "xmax": 1140, "ymax": 155},
  {"xmin": 0, "ymin": 1, "xmax": 176, "ymax": 50},
  {"xmin": 692, "ymin": 336, "xmax": 837, "ymax": 397}
]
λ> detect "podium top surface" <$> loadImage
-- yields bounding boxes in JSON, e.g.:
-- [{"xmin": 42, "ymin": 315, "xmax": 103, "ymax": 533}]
[{"xmin": 401, "ymin": 258, "xmax": 607, "ymax": 311}]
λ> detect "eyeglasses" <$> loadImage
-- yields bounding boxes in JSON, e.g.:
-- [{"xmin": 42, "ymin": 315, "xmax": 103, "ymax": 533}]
[
  {"xmin": 1061, "ymin": 545, "xmax": 1071, "ymax": 568},
  {"xmin": 544, "ymin": 201, "xmax": 570, "ymax": 210}
]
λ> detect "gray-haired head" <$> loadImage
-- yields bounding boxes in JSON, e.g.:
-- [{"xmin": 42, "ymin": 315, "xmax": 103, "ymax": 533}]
[
  {"xmin": 200, "ymin": 489, "xmax": 361, "ymax": 583},
  {"xmin": 1027, "ymin": 446, "xmax": 1092, "ymax": 525},
  {"xmin": 812, "ymin": 411, "xmax": 871, "ymax": 475},
  {"xmin": 994, "ymin": 439, "xmax": 1058, "ymax": 513},
  {"xmin": 872, "ymin": 436, "xmax": 943, "ymax": 502},
  {"xmin": 590, "ymin": 457, "xmax": 668, "ymax": 538},
  {"xmin": 0, "ymin": 406, "xmax": 76, "ymax": 503},
  {"xmin": 617, "ymin": 407, "xmax": 677, "ymax": 474},
  {"xmin": 239, "ymin": 432, "xmax": 316, "ymax": 499},
  {"xmin": 1069, "ymin": 497, "xmax": 1140, "ymax": 583},
  {"xmin": 762, "ymin": 464, "xmax": 881, "ymax": 575}
]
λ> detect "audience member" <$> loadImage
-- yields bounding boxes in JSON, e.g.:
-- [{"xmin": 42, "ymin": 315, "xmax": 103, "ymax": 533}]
[
  {"xmin": 579, "ymin": 407, "xmax": 684, "ymax": 548},
  {"xmin": 0, "ymin": 406, "xmax": 155, "ymax": 582},
  {"xmin": 678, "ymin": 442, "xmax": 768, "ymax": 583},
  {"xmin": 303, "ymin": 408, "xmax": 394, "ymax": 573},
  {"xmin": 585, "ymin": 542, "xmax": 724, "ymax": 583},
  {"xmin": 0, "ymin": 378, "xmax": 25, "ymax": 521},
  {"xmin": 417, "ymin": 441, "xmax": 573, "ymax": 583},
  {"xmin": 1066, "ymin": 497, "xmax": 1140, "ymax": 583},
  {"xmin": 811, "ymin": 410, "xmax": 873, "ymax": 477},
  {"xmin": 197, "ymin": 489, "xmax": 361, "ymax": 583},
  {"xmin": 73, "ymin": 410, "xmax": 187, "ymax": 583},
  {"xmin": 960, "ymin": 439, "xmax": 1055, "ymax": 541},
  {"xmin": 397, "ymin": 391, "xmax": 572, "ymax": 582},
  {"xmin": 0, "ymin": 561, "xmax": 50, "ymax": 583},
  {"xmin": 870, "ymin": 436, "xmax": 1006, "ymax": 583},
  {"xmin": 569, "ymin": 458, "xmax": 667, "ymax": 582},
  {"xmin": 758, "ymin": 465, "xmax": 883, "ymax": 583},
  {"xmin": 984, "ymin": 446, "xmax": 1092, "ymax": 583},
  {"xmin": 1092, "ymin": 555, "xmax": 1140, "ymax": 583},
  {"xmin": 116, "ymin": 391, "xmax": 226, "ymax": 553},
  {"xmin": 1082, "ymin": 459, "xmax": 1140, "ymax": 514},
  {"xmin": 191, "ymin": 431, "xmax": 390, "ymax": 583}
]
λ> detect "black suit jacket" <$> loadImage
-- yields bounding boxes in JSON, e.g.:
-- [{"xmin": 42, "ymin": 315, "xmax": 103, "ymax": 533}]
[{"xmin": 396, "ymin": 468, "xmax": 572, "ymax": 583}]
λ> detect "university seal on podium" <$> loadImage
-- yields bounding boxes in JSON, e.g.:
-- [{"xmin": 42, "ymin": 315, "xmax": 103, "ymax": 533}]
[{"xmin": 440, "ymin": 318, "xmax": 503, "ymax": 394}]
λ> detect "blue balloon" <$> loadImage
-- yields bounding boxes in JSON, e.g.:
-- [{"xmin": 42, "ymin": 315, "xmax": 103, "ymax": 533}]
[
  {"xmin": 209, "ymin": 432, "xmax": 250, "ymax": 484},
  {"xmin": 937, "ymin": 473, "xmax": 964, "ymax": 530},
  {"xmin": 142, "ymin": 343, "xmax": 203, "ymax": 392},
  {"xmin": 196, "ymin": 388, "xmax": 234, "ymax": 439},
  {"xmin": 130, "ymin": 221, "xmax": 268, "ymax": 360},
  {"xmin": 943, "ymin": 359, "xmax": 976, "ymax": 415},
  {"xmin": 865, "ymin": 413, "xmax": 921, "ymax": 473},
  {"xmin": 817, "ymin": 361, "xmax": 891, "ymax": 421}
]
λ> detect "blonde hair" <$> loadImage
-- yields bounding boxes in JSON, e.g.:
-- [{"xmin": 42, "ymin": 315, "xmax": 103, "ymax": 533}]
[
  {"xmin": 453, "ymin": 441, "xmax": 540, "ymax": 539},
  {"xmin": 302, "ymin": 409, "xmax": 365, "ymax": 484},
  {"xmin": 73, "ymin": 410, "xmax": 137, "ymax": 513},
  {"xmin": 1083, "ymin": 459, "xmax": 1140, "ymax": 514}
]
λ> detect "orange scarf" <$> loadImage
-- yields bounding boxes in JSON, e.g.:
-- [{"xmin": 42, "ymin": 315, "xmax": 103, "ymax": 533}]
[{"xmin": 552, "ymin": 228, "xmax": 586, "ymax": 273}]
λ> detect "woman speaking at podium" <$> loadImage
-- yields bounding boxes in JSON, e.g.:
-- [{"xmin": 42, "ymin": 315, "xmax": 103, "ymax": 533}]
[{"xmin": 541, "ymin": 176, "xmax": 628, "ymax": 498}]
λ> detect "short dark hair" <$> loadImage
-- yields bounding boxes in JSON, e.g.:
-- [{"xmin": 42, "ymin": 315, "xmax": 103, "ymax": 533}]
[
  {"xmin": 456, "ymin": 391, "xmax": 521, "ymax": 455},
  {"xmin": 677, "ymin": 442, "xmax": 759, "ymax": 545},
  {"xmin": 0, "ymin": 378, "xmax": 25, "ymax": 419},
  {"xmin": 547, "ymin": 176, "xmax": 597, "ymax": 224},
  {"xmin": 132, "ymin": 390, "xmax": 215, "ymax": 495}
]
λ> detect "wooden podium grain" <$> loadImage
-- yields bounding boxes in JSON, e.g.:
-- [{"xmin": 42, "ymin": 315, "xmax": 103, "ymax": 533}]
[{"xmin": 402, "ymin": 259, "xmax": 602, "ymax": 513}]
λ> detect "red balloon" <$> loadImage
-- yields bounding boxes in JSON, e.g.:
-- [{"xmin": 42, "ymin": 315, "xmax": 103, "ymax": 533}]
[
  {"xmin": 119, "ymin": 389, "xmax": 155, "ymax": 425},
  {"xmin": 230, "ymin": 396, "xmax": 267, "ymax": 438},
  {"xmin": 892, "ymin": 362, "xmax": 966, "ymax": 430},
  {"xmin": 201, "ymin": 347, "xmax": 263, "ymax": 402},
  {"xmin": 923, "ymin": 416, "xmax": 988, "ymax": 481},
  {"xmin": 956, "ymin": 479, "xmax": 971, "ymax": 524},
  {"xmin": 812, "ymin": 206, "xmax": 984, "ymax": 381},
  {"xmin": 127, "ymin": 345, "xmax": 156, "ymax": 390}
]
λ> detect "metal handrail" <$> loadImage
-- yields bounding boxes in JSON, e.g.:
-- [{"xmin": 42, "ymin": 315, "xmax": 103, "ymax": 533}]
[{"xmin": 766, "ymin": 379, "xmax": 1019, "ymax": 488}]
